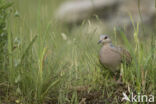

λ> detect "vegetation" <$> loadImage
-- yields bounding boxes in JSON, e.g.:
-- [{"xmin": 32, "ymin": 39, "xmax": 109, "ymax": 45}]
[
  {"xmin": 0, "ymin": 0, "xmax": 11, "ymax": 67},
  {"xmin": 0, "ymin": 0, "xmax": 155, "ymax": 104}
]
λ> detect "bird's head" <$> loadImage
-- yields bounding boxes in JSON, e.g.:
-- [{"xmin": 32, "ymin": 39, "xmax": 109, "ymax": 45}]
[{"xmin": 98, "ymin": 34, "xmax": 112, "ymax": 45}]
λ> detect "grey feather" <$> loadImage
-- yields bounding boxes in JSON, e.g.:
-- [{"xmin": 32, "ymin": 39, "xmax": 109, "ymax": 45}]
[{"xmin": 98, "ymin": 35, "xmax": 131, "ymax": 72}]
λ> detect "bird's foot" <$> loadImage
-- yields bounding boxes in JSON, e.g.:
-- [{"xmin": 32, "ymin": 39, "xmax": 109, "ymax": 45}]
[{"xmin": 116, "ymin": 74, "xmax": 123, "ymax": 85}]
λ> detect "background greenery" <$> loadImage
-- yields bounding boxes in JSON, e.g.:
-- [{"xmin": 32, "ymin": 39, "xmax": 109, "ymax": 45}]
[
  {"xmin": 0, "ymin": 0, "xmax": 11, "ymax": 68},
  {"xmin": 0, "ymin": 0, "xmax": 155, "ymax": 104}
]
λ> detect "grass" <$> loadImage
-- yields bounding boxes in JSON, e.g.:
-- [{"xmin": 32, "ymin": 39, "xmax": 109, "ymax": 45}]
[{"xmin": 0, "ymin": 0, "xmax": 155, "ymax": 103}]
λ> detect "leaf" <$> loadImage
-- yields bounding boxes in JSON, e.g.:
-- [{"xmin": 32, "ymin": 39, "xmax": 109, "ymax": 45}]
[
  {"xmin": 0, "ymin": 2, "xmax": 13, "ymax": 10},
  {"xmin": 19, "ymin": 35, "xmax": 38, "ymax": 66},
  {"xmin": 15, "ymin": 74, "xmax": 21, "ymax": 83},
  {"xmin": 41, "ymin": 80, "xmax": 59, "ymax": 98}
]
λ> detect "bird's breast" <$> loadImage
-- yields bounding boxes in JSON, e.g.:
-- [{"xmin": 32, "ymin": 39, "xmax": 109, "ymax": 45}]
[{"xmin": 99, "ymin": 46, "xmax": 122, "ymax": 68}]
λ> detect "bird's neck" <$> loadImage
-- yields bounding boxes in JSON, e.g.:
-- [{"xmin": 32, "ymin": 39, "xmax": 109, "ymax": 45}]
[{"xmin": 103, "ymin": 42, "xmax": 112, "ymax": 46}]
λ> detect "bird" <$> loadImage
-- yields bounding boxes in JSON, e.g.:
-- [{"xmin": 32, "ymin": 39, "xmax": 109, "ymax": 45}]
[{"xmin": 98, "ymin": 34, "xmax": 131, "ymax": 75}]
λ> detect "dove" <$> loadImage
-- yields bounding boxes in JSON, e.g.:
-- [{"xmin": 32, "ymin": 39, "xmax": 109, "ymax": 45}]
[{"xmin": 98, "ymin": 34, "xmax": 131, "ymax": 73}]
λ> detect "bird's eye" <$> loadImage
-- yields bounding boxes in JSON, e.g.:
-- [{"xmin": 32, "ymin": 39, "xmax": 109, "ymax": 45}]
[{"xmin": 104, "ymin": 36, "xmax": 108, "ymax": 39}]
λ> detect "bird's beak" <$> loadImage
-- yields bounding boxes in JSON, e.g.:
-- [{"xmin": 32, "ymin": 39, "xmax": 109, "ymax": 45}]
[{"xmin": 98, "ymin": 40, "xmax": 102, "ymax": 44}]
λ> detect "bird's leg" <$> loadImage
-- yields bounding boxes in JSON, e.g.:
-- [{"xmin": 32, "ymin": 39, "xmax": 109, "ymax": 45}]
[
  {"xmin": 117, "ymin": 72, "xmax": 123, "ymax": 84},
  {"xmin": 114, "ymin": 72, "xmax": 118, "ymax": 80},
  {"xmin": 113, "ymin": 71, "xmax": 121, "ymax": 83},
  {"xmin": 117, "ymin": 65, "xmax": 124, "ymax": 84}
]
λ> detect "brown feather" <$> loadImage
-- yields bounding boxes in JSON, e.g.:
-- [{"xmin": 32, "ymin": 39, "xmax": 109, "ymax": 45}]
[{"xmin": 118, "ymin": 47, "xmax": 132, "ymax": 64}]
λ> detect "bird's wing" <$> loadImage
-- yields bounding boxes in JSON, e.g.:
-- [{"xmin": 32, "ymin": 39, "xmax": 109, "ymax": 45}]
[
  {"xmin": 108, "ymin": 45, "xmax": 122, "ymax": 56},
  {"xmin": 117, "ymin": 46, "xmax": 132, "ymax": 64},
  {"xmin": 109, "ymin": 46, "xmax": 132, "ymax": 64}
]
